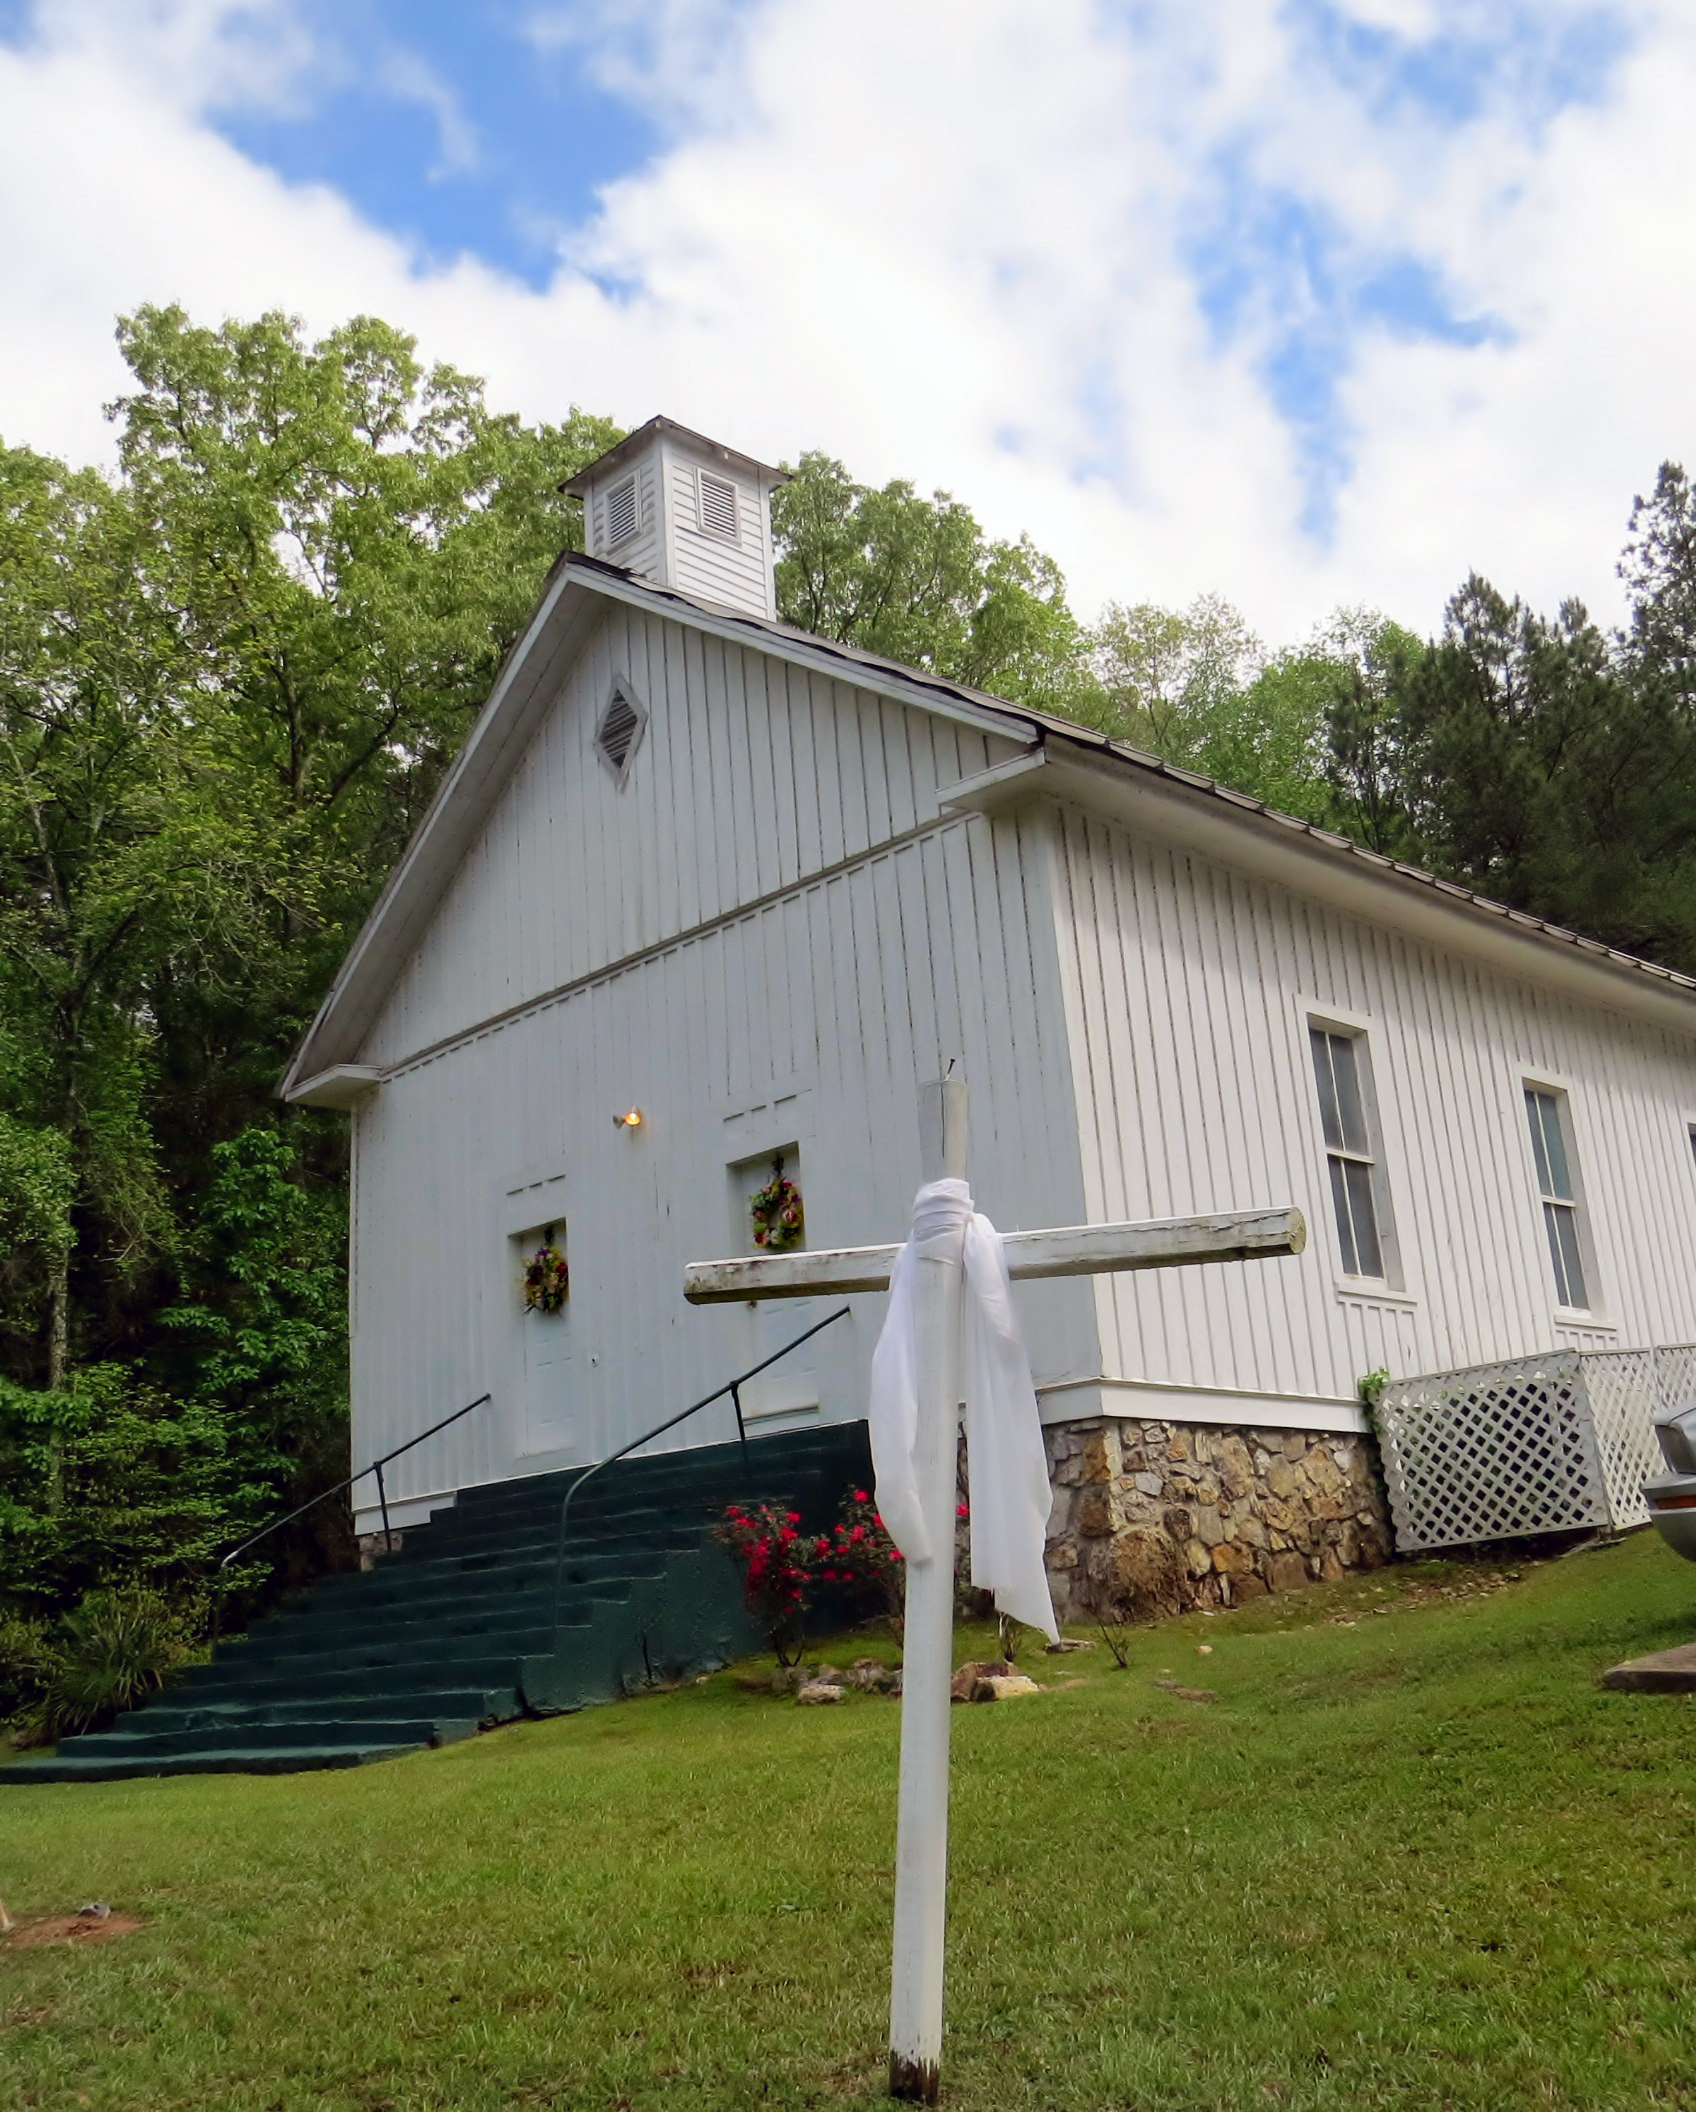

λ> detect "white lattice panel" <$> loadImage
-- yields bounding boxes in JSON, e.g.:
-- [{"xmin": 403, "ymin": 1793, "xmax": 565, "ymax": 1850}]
[
  {"xmin": 1377, "ymin": 1353, "xmax": 1609, "ymax": 1551},
  {"xmin": 1582, "ymin": 1345, "xmax": 1696, "ymax": 1529}
]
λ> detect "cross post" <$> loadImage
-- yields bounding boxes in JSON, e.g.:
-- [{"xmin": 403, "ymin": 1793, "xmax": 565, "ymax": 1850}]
[{"xmin": 683, "ymin": 1072, "xmax": 1305, "ymax": 2101}]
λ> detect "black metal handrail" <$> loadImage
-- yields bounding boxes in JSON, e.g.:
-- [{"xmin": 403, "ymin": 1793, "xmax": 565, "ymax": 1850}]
[
  {"xmin": 545, "ymin": 1304, "xmax": 852, "ymax": 1646},
  {"xmin": 214, "ymin": 1390, "xmax": 495, "ymax": 1624}
]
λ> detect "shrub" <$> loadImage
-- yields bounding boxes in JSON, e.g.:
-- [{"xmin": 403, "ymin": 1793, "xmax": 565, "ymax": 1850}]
[
  {"xmin": 26, "ymin": 1588, "xmax": 199, "ymax": 1744},
  {"xmin": 0, "ymin": 1613, "xmax": 56, "ymax": 1730},
  {"xmin": 715, "ymin": 1504, "xmax": 815, "ymax": 1664},
  {"xmin": 814, "ymin": 1487, "xmax": 908, "ymax": 1631},
  {"xmin": 0, "ymin": 1366, "xmax": 260, "ymax": 1620}
]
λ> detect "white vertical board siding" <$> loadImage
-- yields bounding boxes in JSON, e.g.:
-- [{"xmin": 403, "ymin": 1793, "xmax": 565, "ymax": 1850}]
[
  {"xmin": 1049, "ymin": 805, "xmax": 1696, "ymax": 1422},
  {"xmin": 363, "ymin": 611, "xmax": 1017, "ymax": 1068},
  {"xmin": 349, "ymin": 804, "xmax": 1094, "ymax": 1521}
]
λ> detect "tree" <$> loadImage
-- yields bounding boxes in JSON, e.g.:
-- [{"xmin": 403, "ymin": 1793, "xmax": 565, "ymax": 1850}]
[
  {"xmin": 1620, "ymin": 461, "xmax": 1696, "ymax": 701},
  {"xmin": 772, "ymin": 452, "xmax": 1093, "ymax": 713},
  {"xmin": 1327, "ymin": 567, "xmax": 1696, "ymax": 971},
  {"xmin": 0, "ymin": 314, "xmax": 619, "ymax": 1397},
  {"xmin": 0, "ymin": 312, "xmax": 620, "ymax": 1624},
  {"xmin": 1082, "ymin": 593, "xmax": 1261, "ymax": 759}
]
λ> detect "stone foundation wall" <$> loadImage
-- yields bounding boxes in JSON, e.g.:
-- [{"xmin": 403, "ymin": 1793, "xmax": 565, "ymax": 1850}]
[{"xmin": 1044, "ymin": 1416, "xmax": 1392, "ymax": 1619}]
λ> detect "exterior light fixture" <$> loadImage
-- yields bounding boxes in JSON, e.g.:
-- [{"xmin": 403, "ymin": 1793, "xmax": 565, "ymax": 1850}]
[{"xmin": 614, "ymin": 1108, "xmax": 644, "ymax": 1131}]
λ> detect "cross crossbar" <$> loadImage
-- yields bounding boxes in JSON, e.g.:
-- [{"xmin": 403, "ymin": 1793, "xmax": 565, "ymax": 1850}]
[{"xmin": 683, "ymin": 1204, "xmax": 1305, "ymax": 1303}]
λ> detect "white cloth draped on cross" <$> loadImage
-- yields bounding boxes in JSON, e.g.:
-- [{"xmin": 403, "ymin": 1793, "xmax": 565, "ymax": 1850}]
[{"xmin": 867, "ymin": 1179, "xmax": 1059, "ymax": 1642}]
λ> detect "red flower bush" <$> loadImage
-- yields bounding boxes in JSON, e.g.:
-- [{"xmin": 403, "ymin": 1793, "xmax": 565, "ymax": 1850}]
[
  {"xmin": 815, "ymin": 1487, "xmax": 909, "ymax": 1632},
  {"xmin": 715, "ymin": 1503, "xmax": 815, "ymax": 1664}
]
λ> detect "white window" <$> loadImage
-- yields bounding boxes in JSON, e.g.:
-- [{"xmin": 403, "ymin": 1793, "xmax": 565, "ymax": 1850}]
[
  {"xmin": 604, "ymin": 474, "xmax": 638, "ymax": 547},
  {"xmin": 1525, "ymin": 1086, "xmax": 1591, "ymax": 1310},
  {"xmin": 1309, "ymin": 1023, "xmax": 1394, "ymax": 1281},
  {"xmin": 697, "ymin": 468, "xmax": 739, "ymax": 542}
]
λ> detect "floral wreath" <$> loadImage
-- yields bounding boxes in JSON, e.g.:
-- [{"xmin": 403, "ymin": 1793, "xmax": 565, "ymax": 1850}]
[
  {"xmin": 523, "ymin": 1228, "xmax": 569, "ymax": 1313},
  {"xmin": 750, "ymin": 1155, "xmax": 805, "ymax": 1253}
]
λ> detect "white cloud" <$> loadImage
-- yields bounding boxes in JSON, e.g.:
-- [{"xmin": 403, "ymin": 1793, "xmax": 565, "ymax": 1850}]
[{"xmin": 0, "ymin": 0, "xmax": 1692, "ymax": 644}]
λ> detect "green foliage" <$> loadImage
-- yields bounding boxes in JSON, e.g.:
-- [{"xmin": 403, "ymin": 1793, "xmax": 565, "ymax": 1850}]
[
  {"xmin": 25, "ymin": 1587, "xmax": 199, "ymax": 1744},
  {"xmin": 1321, "ymin": 520, "xmax": 1696, "ymax": 972},
  {"xmin": 772, "ymin": 452, "xmax": 1093, "ymax": 712},
  {"xmin": 1074, "ymin": 595, "xmax": 1403, "ymax": 827},
  {"xmin": 161, "ymin": 1126, "xmax": 348, "ymax": 1472},
  {"xmin": 0, "ymin": 1112, "xmax": 74, "ymax": 1356},
  {"xmin": 0, "ymin": 310, "xmax": 619, "ymax": 1639},
  {"xmin": 1080, "ymin": 592, "xmax": 1262, "ymax": 755},
  {"xmin": 0, "ymin": 1610, "xmax": 54, "ymax": 1724},
  {"xmin": 0, "ymin": 1365, "xmax": 259, "ymax": 1621}
]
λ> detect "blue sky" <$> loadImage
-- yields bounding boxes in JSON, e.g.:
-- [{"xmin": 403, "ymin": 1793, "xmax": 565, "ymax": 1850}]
[
  {"xmin": 0, "ymin": 1, "xmax": 1685, "ymax": 635},
  {"xmin": 205, "ymin": 3, "xmax": 660, "ymax": 287}
]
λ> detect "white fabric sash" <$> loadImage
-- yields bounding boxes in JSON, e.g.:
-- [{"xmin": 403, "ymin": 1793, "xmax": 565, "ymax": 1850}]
[{"xmin": 867, "ymin": 1179, "xmax": 1058, "ymax": 1640}]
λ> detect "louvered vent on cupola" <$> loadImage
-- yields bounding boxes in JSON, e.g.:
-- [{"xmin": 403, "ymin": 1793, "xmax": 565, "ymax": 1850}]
[
  {"xmin": 604, "ymin": 475, "xmax": 638, "ymax": 548},
  {"xmin": 697, "ymin": 468, "xmax": 739, "ymax": 541},
  {"xmin": 595, "ymin": 681, "xmax": 647, "ymax": 786}
]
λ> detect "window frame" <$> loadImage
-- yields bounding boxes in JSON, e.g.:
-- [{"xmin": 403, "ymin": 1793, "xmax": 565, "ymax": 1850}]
[
  {"xmin": 1304, "ymin": 1011, "xmax": 1402, "ymax": 1290},
  {"xmin": 1521, "ymin": 1076, "xmax": 1601, "ymax": 1317}
]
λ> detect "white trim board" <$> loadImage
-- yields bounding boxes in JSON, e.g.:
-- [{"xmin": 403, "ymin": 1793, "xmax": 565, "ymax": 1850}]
[{"xmin": 1037, "ymin": 1376, "xmax": 1369, "ymax": 1437}]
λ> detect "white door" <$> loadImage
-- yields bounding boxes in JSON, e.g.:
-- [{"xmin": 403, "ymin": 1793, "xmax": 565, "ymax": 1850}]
[
  {"xmin": 729, "ymin": 1149, "xmax": 820, "ymax": 1424},
  {"xmin": 514, "ymin": 1225, "xmax": 576, "ymax": 1458}
]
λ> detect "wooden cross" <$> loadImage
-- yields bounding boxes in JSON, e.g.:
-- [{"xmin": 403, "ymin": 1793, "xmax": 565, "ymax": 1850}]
[{"xmin": 684, "ymin": 1074, "xmax": 1305, "ymax": 2103}]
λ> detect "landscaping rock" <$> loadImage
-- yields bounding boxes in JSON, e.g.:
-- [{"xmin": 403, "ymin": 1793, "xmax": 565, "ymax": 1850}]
[
  {"xmin": 1044, "ymin": 1637, "xmax": 1094, "ymax": 1654},
  {"xmin": 971, "ymin": 1674, "xmax": 1042, "ymax": 1702},
  {"xmin": 795, "ymin": 1682, "xmax": 846, "ymax": 1705},
  {"xmin": 846, "ymin": 1659, "xmax": 896, "ymax": 1691},
  {"xmin": 950, "ymin": 1659, "xmax": 1013, "ymax": 1701},
  {"xmin": 1600, "ymin": 1641, "xmax": 1696, "ymax": 1693}
]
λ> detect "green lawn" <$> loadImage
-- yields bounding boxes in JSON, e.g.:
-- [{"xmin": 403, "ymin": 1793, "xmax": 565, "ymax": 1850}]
[{"xmin": 3, "ymin": 1534, "xmax": 1696, "ymax": 2111}]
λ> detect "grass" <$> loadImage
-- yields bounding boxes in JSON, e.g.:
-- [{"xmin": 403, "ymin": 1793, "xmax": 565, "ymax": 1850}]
[{"xmin": 3, "ymin": 1534, "xmax": 1696, "ymax": 2111}]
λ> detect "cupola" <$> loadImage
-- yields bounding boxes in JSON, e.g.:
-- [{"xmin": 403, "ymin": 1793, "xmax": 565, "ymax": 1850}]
[{"xmin": 563, "ymin": 416, "xmax": 787, "ymax": 621}]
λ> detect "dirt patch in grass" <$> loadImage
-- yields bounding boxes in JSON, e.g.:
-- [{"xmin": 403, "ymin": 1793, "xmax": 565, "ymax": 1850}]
[{"xmin": 1, "ymin": 1912, "xmax": 146, "ymax": 1950}]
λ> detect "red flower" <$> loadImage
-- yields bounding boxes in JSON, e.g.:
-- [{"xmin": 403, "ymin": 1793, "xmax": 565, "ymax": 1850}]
[
  {"xmin": 956, "ymin": 1503, "xmax": 969, "ymax": 1518},
  {"xmin": 854, "ymin": 1490, "xmax": 869, "ymax": 1504}
]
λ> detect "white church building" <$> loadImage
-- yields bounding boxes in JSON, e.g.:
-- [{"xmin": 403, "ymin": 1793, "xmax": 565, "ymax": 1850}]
[{"xmin": 283, "ymin": 417, "xmax": 1696, "ymax": 1604}]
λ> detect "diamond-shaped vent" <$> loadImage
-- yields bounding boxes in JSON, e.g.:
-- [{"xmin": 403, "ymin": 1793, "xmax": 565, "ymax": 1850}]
[{"xmin": 595, "ymin": 684, "xmax": 646, "ymax": 784}]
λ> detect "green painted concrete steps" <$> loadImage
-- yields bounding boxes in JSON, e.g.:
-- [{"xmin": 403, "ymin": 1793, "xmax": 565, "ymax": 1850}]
[{"xmin": 0, "ymin": 1420, "xmax": 872, "ymax": 1785}]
